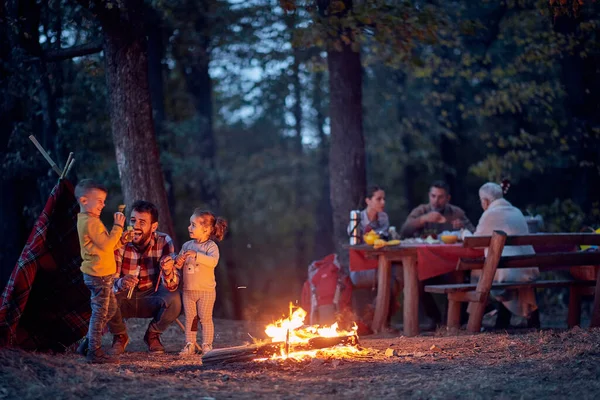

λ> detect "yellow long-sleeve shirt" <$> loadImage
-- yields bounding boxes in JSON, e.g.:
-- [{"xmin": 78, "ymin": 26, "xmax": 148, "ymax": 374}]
[{"xmin": 77, "ymin": 213, "xmax": 124, "ymax": 277}]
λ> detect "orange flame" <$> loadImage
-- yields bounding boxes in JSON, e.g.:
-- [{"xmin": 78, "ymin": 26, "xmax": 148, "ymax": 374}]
[{"xmin": 258, "ymin": 304, "xmax": 359, "ymax": 361}]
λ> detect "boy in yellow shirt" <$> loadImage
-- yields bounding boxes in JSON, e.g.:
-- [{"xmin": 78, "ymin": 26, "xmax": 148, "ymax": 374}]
[{"xmin": 76, "ymin": 179, "xmax": 126, "ymax": 364}]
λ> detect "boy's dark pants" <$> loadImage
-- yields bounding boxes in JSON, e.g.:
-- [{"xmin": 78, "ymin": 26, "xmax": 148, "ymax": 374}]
[{"xmin": 83, "ymin": 274, "xmax": 118, "ymax": 352}]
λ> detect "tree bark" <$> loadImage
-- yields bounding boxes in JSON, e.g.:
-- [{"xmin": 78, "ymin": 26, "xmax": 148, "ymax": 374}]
[
  {"xmin": 145, "ymin": 7, "xmax": 176, "ymax": 220},
  {"xmin": 100, "ymin": 1, "xmax": 175, "ymax": 240},
  {"xmin": 326, "ymin": 3, "xmax": 367, "ymax": 267},
  {"xmin": 291, "ymin": 43, "xmax": 308, "ymax": 276},
  {"xmin": 312, "ymin": 71, "xmax": 335, "ymax": 260}
]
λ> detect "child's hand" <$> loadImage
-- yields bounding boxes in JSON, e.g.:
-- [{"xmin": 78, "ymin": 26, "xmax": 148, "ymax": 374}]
[
  {"xmin": 175, "ymin": 250, "xmax": 196, "ymax": 267},
  {"xmin": 114, "ymin": 212, "xmax": 126, "ymax": 227},
  {"xmin": 121, "ymin": 226, "xmax": 134, "ymax": 244},
  {"xmin": 160, "ymin": 255, "xmax": 175, "ymax": 274},
  {"xmin": 183, "ymin": 250, "xmax": 196, "ymax": 260}
]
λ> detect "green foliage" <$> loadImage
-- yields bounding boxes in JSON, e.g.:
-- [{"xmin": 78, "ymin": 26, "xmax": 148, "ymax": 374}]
[{"xmin": 526, "ymin": 199, "xmax": 600, "ymax": 233}]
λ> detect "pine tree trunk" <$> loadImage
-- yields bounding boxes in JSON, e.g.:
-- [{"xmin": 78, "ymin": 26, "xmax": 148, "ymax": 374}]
[
  {"xmin": 101, "ymin": 3, "xmax": 175, "ymax": 241},
  {"xmin": 145, "ymin": 8, "xmax": 176, "ymax": 221},
  {"xmin": 313, "ymin": 71, "xmax": 335, "ymax": 260},
  {"xmin": 327, "ymin": 36, "xmax": 366, "ymax": 268},
  {"xmin": 291, "ymin": 45, "xmax": 307, "ymax": 275}
]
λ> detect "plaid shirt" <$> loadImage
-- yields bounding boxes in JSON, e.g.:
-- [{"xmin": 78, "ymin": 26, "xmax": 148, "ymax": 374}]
[{"xmin": 114, "ymin": 232, "xmax": 180, "ymax": 292}]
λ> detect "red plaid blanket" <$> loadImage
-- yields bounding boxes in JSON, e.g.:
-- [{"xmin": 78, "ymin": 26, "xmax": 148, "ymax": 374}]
[{"xmin": 0, "ymin": 179, "xmax": 89, "ymax": 351}]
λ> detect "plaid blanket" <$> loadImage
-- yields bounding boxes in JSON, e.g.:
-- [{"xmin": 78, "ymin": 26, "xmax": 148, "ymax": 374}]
[{"xmin": 0, "ymin": 179, "xmax": 89, "ymax": 351}]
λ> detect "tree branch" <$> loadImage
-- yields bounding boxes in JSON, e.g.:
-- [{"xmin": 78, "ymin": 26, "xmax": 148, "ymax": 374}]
[
  {"xmin": 44, "ymin": 40, "xmax": 103, "ymax": 61},
  {"xmin": 24, "ymin": 40, "xmax": 103, "ymax": 63}
]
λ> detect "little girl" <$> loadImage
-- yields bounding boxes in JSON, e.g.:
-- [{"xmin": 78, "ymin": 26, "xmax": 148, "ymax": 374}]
[{"xmin": 175, "ymin": 208, "xmax": 227, "ymax": 356}]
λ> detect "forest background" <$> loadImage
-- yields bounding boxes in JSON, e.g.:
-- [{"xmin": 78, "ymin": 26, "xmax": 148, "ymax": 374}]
[{"xmin": 1, "ymin": 0, "xmax": 599, "ymax": 321}]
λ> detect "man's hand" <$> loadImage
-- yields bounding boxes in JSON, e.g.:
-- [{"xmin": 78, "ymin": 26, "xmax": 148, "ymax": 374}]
[
  {"xmin": 120, "ymin": 275, "xmax": 139, "ymax": 290},
  {"xmin": 421, "ymin": 211, "xmax": 447, "ymax": 224},
  {"xmin": 452, "ymin": 219, "xmax": 464, "ymax": 229},
  {"xmin": 114, "ymin": 212, "xmax": 126, "ymax": 227}
]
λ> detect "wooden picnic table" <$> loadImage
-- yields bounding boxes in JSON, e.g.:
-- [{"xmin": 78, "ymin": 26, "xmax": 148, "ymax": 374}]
[{"xmin": 347, "ymin": 243, "xmax": 483, "ymax": 337}]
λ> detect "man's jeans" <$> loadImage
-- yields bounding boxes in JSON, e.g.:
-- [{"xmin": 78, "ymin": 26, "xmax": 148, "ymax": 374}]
[
  {"xmin": 107, "ymin": 284, "xmax": 182, "ymax": 335},
  {"xmin": 83, "ymin": 274, "xmax": 118, "ymax": 352}
]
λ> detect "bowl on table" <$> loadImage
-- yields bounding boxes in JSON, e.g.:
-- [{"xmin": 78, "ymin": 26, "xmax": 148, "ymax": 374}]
[{"xmin": 440, "ymin": 234, "xmax": 459, "ymax": 244}]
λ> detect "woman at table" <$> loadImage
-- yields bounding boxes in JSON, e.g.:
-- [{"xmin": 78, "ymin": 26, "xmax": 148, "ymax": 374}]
[
  {"xmin": 348, "ymin": 185, "xmax": 390, "ymax": 238},
  {"xmin": 347, "ymin": 186, "xmax": 390, "ymax": 286},
  {"xmin": 347, "ymin": 187, "xmax": 400, "ymax": 326},
  {"xmin": 471, "ymin": 181, "xmax": 540, "ymax": 329}
]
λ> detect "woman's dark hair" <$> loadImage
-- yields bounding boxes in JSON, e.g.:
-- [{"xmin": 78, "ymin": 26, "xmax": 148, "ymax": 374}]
[
  {"xmin": 366, "ymin": 185, "xmax": 384, "ymax": 199},
  {"xmin": 192, "ymin": 208, "xmax": 228, "ymax": 241}
]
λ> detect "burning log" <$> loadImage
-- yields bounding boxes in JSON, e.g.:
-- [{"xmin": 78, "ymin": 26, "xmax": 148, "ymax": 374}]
[{"xmin": 202, "ymin": 334, "xmax": 359, "ymax": 365}]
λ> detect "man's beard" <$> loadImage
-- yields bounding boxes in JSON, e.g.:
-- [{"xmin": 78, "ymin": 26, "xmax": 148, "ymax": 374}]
[{"xmin": 133, "ymin": 230, "xmax": 153, "ymax": 249}]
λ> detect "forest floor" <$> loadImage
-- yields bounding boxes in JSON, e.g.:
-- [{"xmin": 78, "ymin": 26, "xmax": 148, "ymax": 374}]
[{"xmin": 1, "ymin": 310, "xmax": 600, "ymax": 399}]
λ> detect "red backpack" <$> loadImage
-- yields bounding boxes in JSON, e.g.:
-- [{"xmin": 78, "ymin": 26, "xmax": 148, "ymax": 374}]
[{"xmin": 300, "ymin": 254, "xmax": 352, "ymax": 325}]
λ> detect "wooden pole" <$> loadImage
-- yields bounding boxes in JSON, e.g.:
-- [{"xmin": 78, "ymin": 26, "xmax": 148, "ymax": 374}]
[
  {"xmin": 60, "ymin": 152, "xmax": 73, "ymax": 179},
  {"xmin": 371, "ymin": 255, "xmax": 391, "ymax": 334},
  {"xmin": 567, "ymin": 287, "xmax": 582, "ymax": 328},
  {"xmin": 402, "ymin": 255, "xmax": 419, "ymax": 337},
  {"xmin": 28, "ymin": 135, "xmax": 62, "ymax": 176},
  {"xmin": 590, "ymin": 267, "xmax": 600, "ymax": 328},
  {"xmin": 64, "ymin": 158, "xmax": 75, "ymax": 178}
]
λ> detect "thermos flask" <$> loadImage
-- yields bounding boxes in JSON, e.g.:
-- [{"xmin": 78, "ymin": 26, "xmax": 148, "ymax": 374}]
[{"xmin": 349, "ymin": 210, "xmax": 361, "ymax": 245}]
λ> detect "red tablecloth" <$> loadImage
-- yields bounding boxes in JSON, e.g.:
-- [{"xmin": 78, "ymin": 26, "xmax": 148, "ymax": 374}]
[
  {"xmin": 416, "ymin": 245, "xmax": 484, "ymax": 280},
  {"xmin": 349, "ymin": 245, "xmax": 483, "ymax": 281},
  {"xmin": 349, "ymin": 244, "xmax": 580, "ymax": 281},
  {"xmin": 348, "ymin": 249, "xmax": 379, "ymax": 272}
]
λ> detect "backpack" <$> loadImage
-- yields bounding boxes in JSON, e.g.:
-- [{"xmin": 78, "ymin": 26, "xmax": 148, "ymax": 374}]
[{"xmin": 300, "ymin": 254, "xmax": 352, "ymax": 325}]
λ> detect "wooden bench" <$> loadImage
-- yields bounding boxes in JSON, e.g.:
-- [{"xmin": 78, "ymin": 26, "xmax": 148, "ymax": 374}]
[{"xmin": 424, "ymin": 232, "xmax": 600, "ymax": 332}]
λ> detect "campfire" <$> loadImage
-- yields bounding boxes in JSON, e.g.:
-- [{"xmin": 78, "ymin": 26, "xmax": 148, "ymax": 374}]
[
  {"xmin": 258, "ymin": 304, "xmax": 360, "ymax": 361},
  {"xmin": 201, "ymin": 303, "xmax": 361, "ymax": 365}
]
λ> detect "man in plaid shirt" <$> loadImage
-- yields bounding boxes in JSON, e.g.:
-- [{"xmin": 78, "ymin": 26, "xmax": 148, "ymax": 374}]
[{"xmin": 106, "ymin": 200, "xmax": 182, "ymax": 354}]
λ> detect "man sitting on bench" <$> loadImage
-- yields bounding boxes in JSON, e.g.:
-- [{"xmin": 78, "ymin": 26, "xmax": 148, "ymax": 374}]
[{"xmin": 472, "ymin": 182, "xmax": 540, "ymax": 329}]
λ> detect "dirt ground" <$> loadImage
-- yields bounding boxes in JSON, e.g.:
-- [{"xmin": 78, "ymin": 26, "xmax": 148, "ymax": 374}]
[{"xmin": 2, "ymin": 313, "xmax": 600, "ymax": 400}]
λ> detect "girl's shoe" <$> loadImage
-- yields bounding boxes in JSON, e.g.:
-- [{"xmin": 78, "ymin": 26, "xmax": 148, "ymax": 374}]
[
  {"xmin": 201, "ymin": 343, "xmax": 213, "ymax": 355},
  {"xmin": 179, "ymin": 342, "xmax": 196, "ymax": 356}
]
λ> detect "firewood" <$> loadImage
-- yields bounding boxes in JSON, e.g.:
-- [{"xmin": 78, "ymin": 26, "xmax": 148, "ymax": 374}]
[{"xmin": 202, "ymin": 335, "xmax": 359, "ymax": 365}]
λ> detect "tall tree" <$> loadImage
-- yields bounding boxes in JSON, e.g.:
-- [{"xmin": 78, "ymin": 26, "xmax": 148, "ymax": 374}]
[
  {"xmin": 77, "ymin": 0, "xmax": 175, "ymax": 239},
  {"xmin": 318, "ymin": 0, "xmax": 366, "ymax": 265},
  {"xmin": 312, "ymin": 70, "xmax": 335, "ymax": 259}
]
